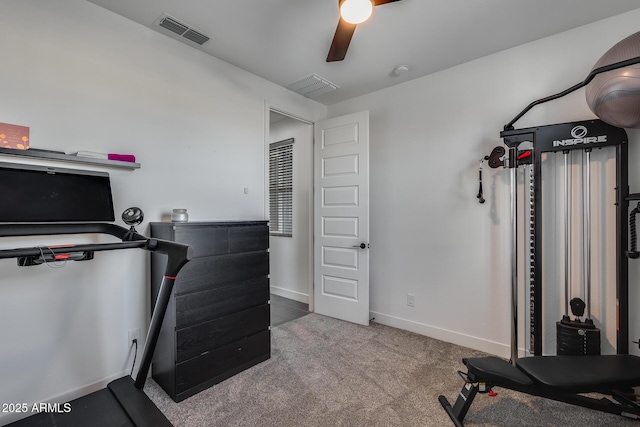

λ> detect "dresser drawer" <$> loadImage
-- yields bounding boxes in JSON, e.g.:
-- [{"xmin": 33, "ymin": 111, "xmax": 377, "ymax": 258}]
[
  {"xmin": 228, "ymin": 224, "xmax": 269, "ymax": 254},
  {"xmin": 176, "ymin": 304, "xmax": 269, "ymax": 363},
  {"xmin": 175, "ymin": 251, "xmax": 269, "ymax": 295},
  {"xmin": 176, "ymin": 330, "xmax": 271, "ymax": 395},
  {"xmin": 173, "ymin": 225, "xmax": 229, "ymax": 258},
  {"xmin": 176, "ymin": 277, "xmax": 269, "ymax": 328}
]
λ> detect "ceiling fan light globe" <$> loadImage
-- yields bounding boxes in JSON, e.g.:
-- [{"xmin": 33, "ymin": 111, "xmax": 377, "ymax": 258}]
[{"xmin": 340, "ymin": 0, "xmax": 373, "ymax": 24}]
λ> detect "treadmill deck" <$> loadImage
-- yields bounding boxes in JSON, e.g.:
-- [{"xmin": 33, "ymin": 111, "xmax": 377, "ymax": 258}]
[{"xmin": 7, "ymin": 377, "xmax": 171, "ymax": 427}]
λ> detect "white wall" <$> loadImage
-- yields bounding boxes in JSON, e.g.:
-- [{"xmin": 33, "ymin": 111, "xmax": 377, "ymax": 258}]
[
  {"xmin": 268, "ymin": 117, "xmax": 313, "ymax": 303},
  {"xmin": 3, "ymin": 1, "xmax": 640, "ymax": 422},
  {"xmin": 0, "ymin": 0, "xmax": 326, "ymax": 424},
  {"xmin": 328, "ymin": 9, "xmax": 640, "ymax": 358}
]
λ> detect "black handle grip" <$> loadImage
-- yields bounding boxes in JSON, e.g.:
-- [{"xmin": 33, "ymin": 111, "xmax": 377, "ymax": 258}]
[{"xmin": 628, "ymin": 203, "xmax": 640, "ymax": 260}]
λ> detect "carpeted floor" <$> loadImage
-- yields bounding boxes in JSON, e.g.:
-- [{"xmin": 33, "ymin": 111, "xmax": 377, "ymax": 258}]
[{"xmin": 145, "ymin": 313, "xmax": 637, "ymax": 426}]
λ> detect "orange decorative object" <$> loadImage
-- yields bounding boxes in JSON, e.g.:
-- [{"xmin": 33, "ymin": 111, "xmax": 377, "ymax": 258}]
[{"xmin": 0, "ymin": 122, "xmax": 29, "ymax": 150}]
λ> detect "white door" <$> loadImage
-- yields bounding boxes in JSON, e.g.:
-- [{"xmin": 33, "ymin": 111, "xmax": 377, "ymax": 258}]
[{"xmin": 314, "ymin": 111, "xmax": 369, "ymax": 325}]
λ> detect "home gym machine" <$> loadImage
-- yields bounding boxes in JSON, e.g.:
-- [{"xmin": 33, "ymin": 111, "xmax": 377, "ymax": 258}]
[
  {"xmin": 439, "ymin": 52, "xmax": 640, "ymax": 425},
  {"xmin": 491, "ymin": 119, "xmax": 628, "ymax": 358}
]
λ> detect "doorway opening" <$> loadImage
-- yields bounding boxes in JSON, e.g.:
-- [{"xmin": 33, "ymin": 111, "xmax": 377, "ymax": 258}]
[{"xmin": 267, "ymin": 108, "xmax": 314, "ymax": 326}]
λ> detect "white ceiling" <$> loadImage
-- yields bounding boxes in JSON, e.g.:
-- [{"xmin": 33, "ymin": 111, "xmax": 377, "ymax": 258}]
[{"xmin": 85, "ymin": 0, "xmax": 640, "ymax": 105}]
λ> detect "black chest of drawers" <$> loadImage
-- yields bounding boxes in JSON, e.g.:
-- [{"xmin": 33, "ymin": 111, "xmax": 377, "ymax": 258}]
[{"xmin": 150, "ymin": 221, "xmax": 270, "ymax": 402}]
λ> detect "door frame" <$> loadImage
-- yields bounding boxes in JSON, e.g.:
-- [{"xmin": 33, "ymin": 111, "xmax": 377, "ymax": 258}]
[{"xmin": 265, "ymin": 102, "xmax": 315, "ymax": 311}]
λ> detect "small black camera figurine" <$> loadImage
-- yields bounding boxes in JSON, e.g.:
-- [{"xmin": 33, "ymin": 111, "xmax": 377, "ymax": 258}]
[{"xmin": 122, "ymin": 207, "xmax": 144, "ymax": 241}]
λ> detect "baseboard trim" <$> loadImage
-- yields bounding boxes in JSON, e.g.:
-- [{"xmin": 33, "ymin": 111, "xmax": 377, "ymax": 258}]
[
  {"xmin": 370, "ymin": 311, "xmax": 510, "ymax": 358},
  {"xmin": 270, "ymin": 285, "xmax": 309, "ymax": 304}
]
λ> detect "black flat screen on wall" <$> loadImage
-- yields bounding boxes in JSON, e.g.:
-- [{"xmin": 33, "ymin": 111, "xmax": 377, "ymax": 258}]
[{"xmin": 0, "ymin": 162, "xmax": 115, "ymax": 222}]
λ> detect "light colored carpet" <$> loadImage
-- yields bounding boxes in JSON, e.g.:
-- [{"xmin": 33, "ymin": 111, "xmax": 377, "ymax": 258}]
[{"xmin": 145, "ymin": 313, "xmax": 636, "ymax": 426}]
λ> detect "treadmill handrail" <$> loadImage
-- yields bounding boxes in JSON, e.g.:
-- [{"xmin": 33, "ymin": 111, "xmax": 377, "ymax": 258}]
[
  {"xmin": 0, "ymin": 222, "xmax": 193, "ymax": 389},
  {"xmin": 0, "ymin": 223, "xmax": 146, "ymax": 241},
  {"xmin": 0, "ymin": 223, "xmax": 193, "ymax": 276},
  {"xmin": 0, "ymin": 241, "xmax": 147, "ymax": 260}
]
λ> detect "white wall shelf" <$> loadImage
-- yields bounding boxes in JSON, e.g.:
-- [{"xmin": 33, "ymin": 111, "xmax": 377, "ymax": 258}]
[{"xmin": 0, "ymin": 147, "xmax": 140, "ymax": 170}]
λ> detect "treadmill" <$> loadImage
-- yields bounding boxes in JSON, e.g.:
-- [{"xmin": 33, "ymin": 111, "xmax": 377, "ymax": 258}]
[{"xmin": 0, "ymin": 163, "xmax": 191, "ymax": 426}]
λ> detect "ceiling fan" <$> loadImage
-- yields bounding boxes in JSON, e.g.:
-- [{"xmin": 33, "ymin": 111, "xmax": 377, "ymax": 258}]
[{"xmin": 326, "ymin": 0, "xmax": 404, "ymax": 62}]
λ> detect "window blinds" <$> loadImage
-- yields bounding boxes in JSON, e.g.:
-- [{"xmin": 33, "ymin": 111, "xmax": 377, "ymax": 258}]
[{"xmin": 269, "ymin": 138, "xmax": 294, "ymax": 236}]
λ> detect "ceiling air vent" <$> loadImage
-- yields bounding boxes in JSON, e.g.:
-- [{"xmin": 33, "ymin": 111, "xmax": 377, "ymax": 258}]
[
  {"xmin": 287, "ymin": 74, "xmax": 339, "ymax": 98},
  {"xmin": 183, "ymin": 29, "xmax": 209, "ymax": 45},
  {"xmin": 154, "ymin": 13, "xmax": 210, "ymax": 46},
  {"xmin": 158, "ymin": 15, "xmax": 188, "ymax": 35}
]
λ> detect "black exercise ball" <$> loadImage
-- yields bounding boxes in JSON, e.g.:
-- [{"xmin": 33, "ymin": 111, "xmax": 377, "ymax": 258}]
[{"xmin": 585, "ymin": 31, "xmax": 640, "ymax": 129}]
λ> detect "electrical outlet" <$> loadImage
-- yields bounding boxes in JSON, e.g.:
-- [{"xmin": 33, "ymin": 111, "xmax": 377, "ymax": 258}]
[
  {"xmin": 407, "ymin": 294, "xmax": 415, "ymax": 307},
  {"xmin": 128, "ymin": 328, "xmax": 141, "ymax": 347}
]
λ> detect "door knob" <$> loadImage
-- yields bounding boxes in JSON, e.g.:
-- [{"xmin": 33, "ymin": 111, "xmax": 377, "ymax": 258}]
[{"xmin": 352, "ymin": 243, "xmax": 367, "ymax": 249}]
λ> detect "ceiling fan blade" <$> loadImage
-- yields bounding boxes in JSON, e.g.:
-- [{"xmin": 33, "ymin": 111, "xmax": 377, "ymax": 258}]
[
  {"xmin": 372, "ymin": 0, "xmax": 402, "ymax": 5},
  {"xmin": 326, "ymin": 19, "xmax": 357, "ymax": 62}
]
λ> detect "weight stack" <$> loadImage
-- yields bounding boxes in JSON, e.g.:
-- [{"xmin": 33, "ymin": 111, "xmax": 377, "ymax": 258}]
[{"xmin": 556, "ymin": 317, "xmax": 601, "ymax": 355}]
